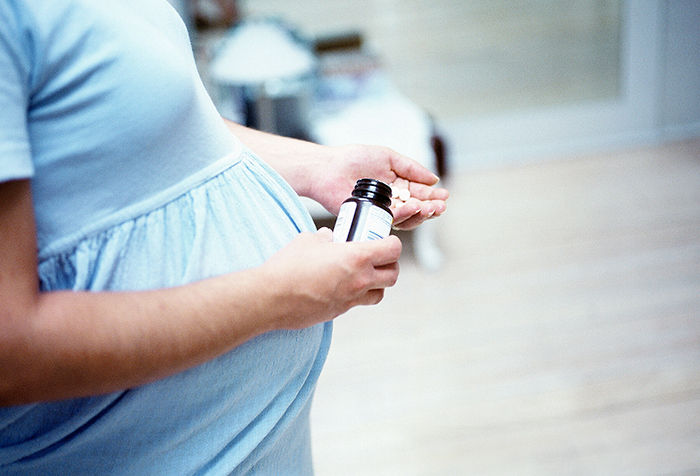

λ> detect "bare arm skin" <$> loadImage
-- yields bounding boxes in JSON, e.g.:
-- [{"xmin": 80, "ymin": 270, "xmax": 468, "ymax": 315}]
[
  {"xmin": 223, "ymin": 119, "xmax": 449, "ymax": 229},
  {"xmin": 0, "ymin": 180, "xmax": 401, "ymax": 407}
]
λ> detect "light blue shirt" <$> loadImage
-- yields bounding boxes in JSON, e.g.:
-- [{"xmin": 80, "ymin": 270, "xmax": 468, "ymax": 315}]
[
  {"xmin": 0, "ymin": 1, "xmax": 329, "ymax": 474},
  {"xmin": 0, "ymin": 0, "xmax": 235, "ymax": 254}
]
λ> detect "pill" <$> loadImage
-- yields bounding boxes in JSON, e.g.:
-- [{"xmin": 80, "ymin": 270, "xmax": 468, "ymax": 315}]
[
  {"xmin": 398, "ymin": 188, "xmax": 411, "ymax": 202},
  {"xmin": 391, "ymin": 185, "xmax": 400, "ymax": 199}
]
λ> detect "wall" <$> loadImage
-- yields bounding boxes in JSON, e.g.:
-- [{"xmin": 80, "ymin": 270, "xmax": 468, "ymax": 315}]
[
  {"xmin": 442, "ymin": 0, "xmax": 700, "ymax": 171},
  {"xmin": 188, "ymin": 0, "xmax": 700, "ymax": 171},
  {"xmin": 660, "ymin": 0, "xmax": 700, "ymax": 137}
]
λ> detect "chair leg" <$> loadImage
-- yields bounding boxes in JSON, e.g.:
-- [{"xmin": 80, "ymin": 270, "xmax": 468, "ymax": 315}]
[{"xmin": 412, "ymin": 218, "xmax": 444, "ymax": 271}]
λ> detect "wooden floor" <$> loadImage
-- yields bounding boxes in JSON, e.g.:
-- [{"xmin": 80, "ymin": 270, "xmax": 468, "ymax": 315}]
[{"xmin": 309, "ymin": 139, "xmax": 700, "ymax": 476}]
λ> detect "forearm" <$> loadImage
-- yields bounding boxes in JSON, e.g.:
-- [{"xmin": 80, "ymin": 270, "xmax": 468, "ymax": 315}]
[
  {"xmin": 0, "ymin": 229, "xmax": 402, "ymax": 406},
  {"xmin": 223, "ymin": 118, "xmax": 324, "ymax": 198},
  {"xmin": 1, "ymin": 267, "xmax": 274, "ymax": 406},
  {"xmin": 222, "ymin": 118, "xmax": 448, "ymax": 224}
]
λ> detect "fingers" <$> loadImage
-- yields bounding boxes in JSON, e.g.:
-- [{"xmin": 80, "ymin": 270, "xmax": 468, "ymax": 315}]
[
  {"xmin": 340, "ymin": 236, "xmax": 401, "ymax": 298},
  {"xmin": 356, "ymin": 234, "xmax": 402, "ymax": 266},
  {"xmin": 388, "ymin": 152, "xmax": 440, "ymax": 186},
  {"xmin": 391, "ymin": 181, "xmax": 448, "ymax": 204},
  {"xmin": 388, "ymin": 167, "xmax": 449, "ymax": 230},
  {"xmin": 313, "ymin": 230, "xmax": 402, "ymax": 288},
  {"xmin": 408, "ymin": 181, "xmax": 450, "ymax": 201},
  {"xmin": 391, "ymin": 197, "xmax": 422, "ymax": 223},
  {"xmin": 351, "ymin": 261, "xmax": 397, "ymax": 307},
  {"xmin": 263, "ymin": 231, "xmax": 401, "ymax": 328},
  {"xmin": 391, "ymin": 196, "xmax": 447, "ymax": 230},
  {"xmin": 315, "ymin": 227, "xmax": 333, "ymax": 241},
  {"xmin": 360, "ymin": 288, "xmax": 385, "ymax": 306},
  {"xmin": 372, "ymin": 260, "xmax": 400, "ymax": 289}
]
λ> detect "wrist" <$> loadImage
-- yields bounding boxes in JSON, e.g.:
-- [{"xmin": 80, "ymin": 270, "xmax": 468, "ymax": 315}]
[{"xmin": 223, "ymin": 118, "xmax": 327, "ymax": 197}]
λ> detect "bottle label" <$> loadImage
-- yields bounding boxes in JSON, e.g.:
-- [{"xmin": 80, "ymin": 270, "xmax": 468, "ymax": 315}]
[
  {"xmin": 362, "ymin": 206, "xmax": 393, "ymax": 241},
  {"xmin": 333, "ymin": 201, "xmax": 393, "ymax": 242},
  {"xmin": 333, "ymin": 201, "xmax": 356, "ymax": 242}
]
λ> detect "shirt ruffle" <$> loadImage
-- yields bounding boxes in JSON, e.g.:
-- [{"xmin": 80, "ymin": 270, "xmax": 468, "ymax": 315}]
[{"xmin": 38, "ymin": 149, "xmax": 316, "ymax": 292}]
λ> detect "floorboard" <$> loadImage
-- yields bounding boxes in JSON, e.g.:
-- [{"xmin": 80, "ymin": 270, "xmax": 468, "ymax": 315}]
[{"xmin": 310, "ymin": 139, "xmax": 700, "ymax": 476}]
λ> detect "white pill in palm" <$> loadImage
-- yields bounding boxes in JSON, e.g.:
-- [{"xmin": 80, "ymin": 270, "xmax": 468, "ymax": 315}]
[
  {"xmin": 398, "ymin": 188, "xmax": 411, "ymax": 202},
  {"xmin": 391, "ymin": 185, "xmax": 400, "ymax": 199}
]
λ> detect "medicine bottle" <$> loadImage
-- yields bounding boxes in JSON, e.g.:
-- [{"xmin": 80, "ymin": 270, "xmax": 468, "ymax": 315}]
[{"xmin": 333, "ymin": 178, "xmax": 394, "ymax": 242}]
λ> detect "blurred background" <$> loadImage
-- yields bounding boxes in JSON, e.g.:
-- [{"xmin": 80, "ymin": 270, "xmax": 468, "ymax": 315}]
[{"xmin": 170, "ymin": 1, "xmax": 699, "ymax": 474}]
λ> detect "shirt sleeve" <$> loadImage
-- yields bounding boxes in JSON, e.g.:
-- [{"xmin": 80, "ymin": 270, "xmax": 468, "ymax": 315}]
[{"xmin": 0, "ymin": 0, "xmax": 34, "ymax": 183}]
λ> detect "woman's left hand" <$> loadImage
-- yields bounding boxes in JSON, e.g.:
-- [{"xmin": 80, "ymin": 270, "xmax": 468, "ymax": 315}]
[
  {"xmin": 223, "ymin": 120, "xmax": 448, "ymax": 230},
  {"xmin": 307, "ymin": 144, "xmax": 449, "ymax": 231}
]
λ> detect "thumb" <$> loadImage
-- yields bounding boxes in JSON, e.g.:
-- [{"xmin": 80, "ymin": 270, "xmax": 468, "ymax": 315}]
[{"xmin": 315, "ymin": 227, "xmax": 334, "ymax": 242}]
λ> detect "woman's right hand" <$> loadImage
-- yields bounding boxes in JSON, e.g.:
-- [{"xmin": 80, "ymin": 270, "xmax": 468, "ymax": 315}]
[{"xmin": 256, "ymin": 228, "xmax": 402, "ymax": 330}]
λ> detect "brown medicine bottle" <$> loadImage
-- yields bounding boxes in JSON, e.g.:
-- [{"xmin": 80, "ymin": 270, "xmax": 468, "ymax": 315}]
[{"xmin": 332, "ymin": 179, "xmax": 394, "ymax": 242}]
